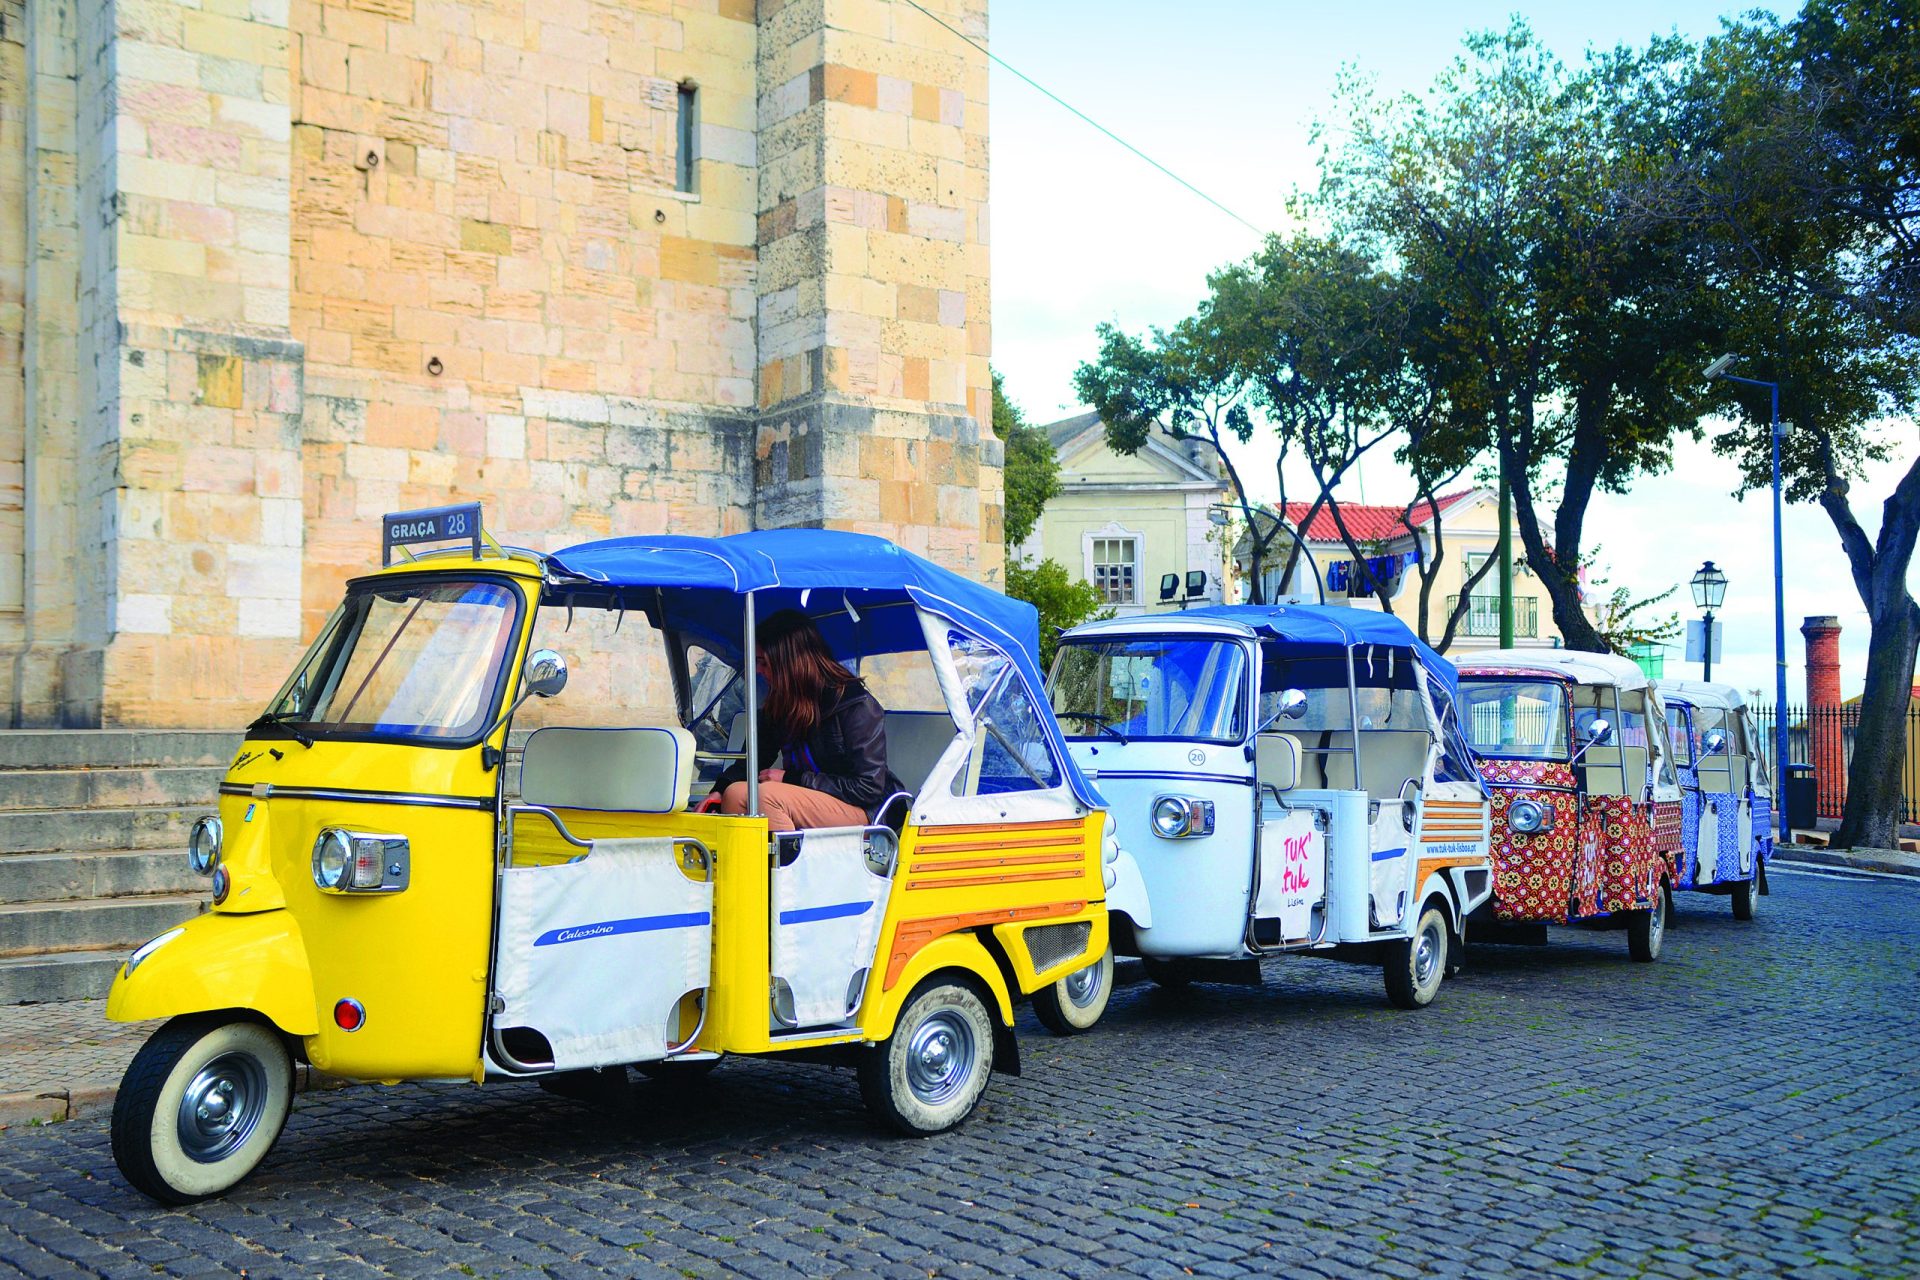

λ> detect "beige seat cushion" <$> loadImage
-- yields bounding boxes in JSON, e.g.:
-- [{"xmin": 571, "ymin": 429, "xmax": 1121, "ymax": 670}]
[
  {"xmin": 884, "ymin": 711, "xmax": 958, "ymax": 794},
  {"xmin": 521, "ymin": 726, "xmax": 696, "ymax": 813},
  {"xmin": 1256, "ymin": 733, "xmax": 1302, "ymax": 792},
  {"xmin": 1322, "ymin": 730, "xmax": 1430, "ymax": 801}
]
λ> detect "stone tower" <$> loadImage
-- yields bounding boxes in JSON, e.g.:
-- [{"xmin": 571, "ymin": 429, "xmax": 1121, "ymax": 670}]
[{"xmin": 0, "ymin": 0, "xmax": 998, "ymax": 727}]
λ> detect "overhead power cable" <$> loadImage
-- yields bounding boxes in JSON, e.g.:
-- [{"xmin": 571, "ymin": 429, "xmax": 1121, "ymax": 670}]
[{"xmin": 898, "ymin": 0, "xmax": 1267, "ymax": 237}]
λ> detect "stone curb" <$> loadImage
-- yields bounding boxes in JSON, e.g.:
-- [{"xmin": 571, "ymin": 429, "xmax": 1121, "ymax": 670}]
[
  {"xmin": 0, "ymin": 1065, "xmax": 351, "ymax": 1134},
  {"xmin": 1776, "ymin": 842, "xmax": 1920, "ymax": 878}
]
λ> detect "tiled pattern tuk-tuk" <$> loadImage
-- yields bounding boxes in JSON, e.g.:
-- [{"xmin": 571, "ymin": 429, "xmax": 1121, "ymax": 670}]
[
  {"xmin": 105, "ymin": 513, "xmax": 1109, "ymax": 1203},
  {"xmin": 1456, "ymin": 650, "xmax": 1684, "ymax": 961},
  {"xmin": 1043, "ymin": 606, "xmax": 1494, "ymax": 1017},
  {"xmin": 1656, "ymin": 679, "xmax": 1774, "ymax": 920}
]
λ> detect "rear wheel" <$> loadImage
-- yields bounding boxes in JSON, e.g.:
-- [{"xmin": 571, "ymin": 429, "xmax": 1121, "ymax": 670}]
[
  {"xmin": 1628, "ymin": 883, "xmax": 1669, "ymax": 962},
  {"xmin": 859, "ymin": 980, "xmax": 994, "ymax": 1136},
  {"xmin": 111, "ymin": 1016, "xmax": 293, "ymax": 1205},
  {"xmin": 1383, "ymin": 903, "xmax": 1449, "ymax": 1010},
  {"xmin": 1031, "ymin": 946, "xmax": 1113, "ymax": 1036},
  {"xmin": 1731, "ymin": 873, "xmax": 1759, "ymax": 921}
]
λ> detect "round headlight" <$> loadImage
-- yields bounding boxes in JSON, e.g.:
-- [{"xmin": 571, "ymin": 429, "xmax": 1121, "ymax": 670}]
[
  {"xmin": 312, "ymin": 828, "xmax": 354, "ymax": 891},
  {"xmin": 210, "ymin": 864, "xmax": 231, "ymax": 905},
  {"xmin": 1151, "ymin": 796, "xmax": 1191, "ymax": 839},
  {"xmin": 1509, "ymin": 798, "xmax": 1547, "ymax": 835},
  {"xmin": 188, "ymin": 815, "xmax": 223, "ymax": 876}
]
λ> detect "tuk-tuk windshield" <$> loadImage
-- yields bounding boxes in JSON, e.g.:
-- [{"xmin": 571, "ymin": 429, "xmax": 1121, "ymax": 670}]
[
  {"xmin": 1050, "ymin": 638, "xmax": 1248, "ymax": 743},
  {"xmin": 261, "ymin": 579, "xmax": 522, "ymax": 744},
  {"xmin": 1460, "ymin": 678, "xmax": 1570, "ymax": 759}
]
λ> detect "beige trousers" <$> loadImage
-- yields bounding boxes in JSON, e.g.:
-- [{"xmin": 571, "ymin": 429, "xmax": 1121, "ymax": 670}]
[{"xmin": 720, "ymin": 780, "xmax": 867, "ymax": 833}]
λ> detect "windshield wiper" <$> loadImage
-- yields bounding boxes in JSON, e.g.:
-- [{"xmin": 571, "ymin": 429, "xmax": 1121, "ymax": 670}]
[
  {"xmin": 246, "ymin": 710, "xmax": 315, "ymax": 749},
  {"xmin": 1057, "ymin": 711, "xmax": 1129, "ymax": 743}
]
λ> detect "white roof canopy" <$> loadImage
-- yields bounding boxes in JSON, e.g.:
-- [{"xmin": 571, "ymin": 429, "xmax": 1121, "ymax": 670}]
[
  {"xmin": 1456, "ymin": 647, "xmax": 1652, "ymax": 693},
  {"xmin": 1655, "ymin": 678, "xmax": 1748, "ymax": 712}
]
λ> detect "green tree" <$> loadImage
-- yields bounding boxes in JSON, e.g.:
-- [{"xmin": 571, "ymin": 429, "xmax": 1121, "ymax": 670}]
[
  {"xmin": 1688, "ymin": 1, "xmax": 1920, "ymax": 850},
  {"xmin": 1004, "ymin": 557, "xmax": 1107, "ymax": 671},
  {"xmin": 1320, "ymin": 22, "xmax": 1719, "ymax": 652},
  {"xmin": 994, "ymin": 369, "xmax": 1060, "ymax": 549}
]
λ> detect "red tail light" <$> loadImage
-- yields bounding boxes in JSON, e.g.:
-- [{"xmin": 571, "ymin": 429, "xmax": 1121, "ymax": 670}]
[{"xmin": 334, "ymin": 998, "xmax": 366, "ymax": 1031}]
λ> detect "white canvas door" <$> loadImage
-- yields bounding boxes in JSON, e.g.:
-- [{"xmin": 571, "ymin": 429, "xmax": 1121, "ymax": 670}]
[
  {"xmin": 1368, "ymin": 807, "xmax": 1411, "ymax": 930},
  {"xmin": 494, "ymin": 839, "xmax": 712, "ymax": 1071},
  {"xmin": 770, "ymin": 828, "xmax": 893, "ymax": 1030},
  {"xmin": 1253, "ymin": 804, "xmax": 1324, "ymax": 944}
]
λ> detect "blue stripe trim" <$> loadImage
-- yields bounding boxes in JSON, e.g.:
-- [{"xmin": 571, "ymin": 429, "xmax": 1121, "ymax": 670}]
[
  {"xmin": 534, "ymin": 911, "xmax": 710, "ymax": 946},
  {"xmin": 1371, "ymin": 847, "xmax": 1407, "ymax": 862},
  {"xmin": 779, "ymin": 900, "xmax": 874, "ymax": 926}
]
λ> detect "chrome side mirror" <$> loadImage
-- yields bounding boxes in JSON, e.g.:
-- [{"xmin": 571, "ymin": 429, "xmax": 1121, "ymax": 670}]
[
  {"xmin": 1582, "ymin": 717, "xmax": 1612, "ymax": 745},
  {"xmin": 524, "ymin": 649, "xmax": 568, "ymax": 699},
  {"xmin": 1702, "ymin": 728, "xmax": 1728, "ymax": 755},
  {"xmin": 1277, "ymin": 688, "xmax": 1308, "ymax": 721}
]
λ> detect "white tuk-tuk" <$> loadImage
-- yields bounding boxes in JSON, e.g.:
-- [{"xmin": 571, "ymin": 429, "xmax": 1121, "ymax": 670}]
[
  {"xmin": 1655, "ymin": 679, "xmax": 1774, "ymax": 919},
  {"xmin": 1038, "ymin": 605, "xmax": 1495, "ymax": 1024}
]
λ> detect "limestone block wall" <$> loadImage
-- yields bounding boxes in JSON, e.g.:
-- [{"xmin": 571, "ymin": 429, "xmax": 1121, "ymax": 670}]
[{"xmin": 0, "ymin": 0, "xmax": 997, "ymax": 728}]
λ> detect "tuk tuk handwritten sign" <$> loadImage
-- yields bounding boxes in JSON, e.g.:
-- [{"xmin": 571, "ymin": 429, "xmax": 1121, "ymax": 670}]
[{"xmin": 1254, "ymin": 808, "xmax": 1325, "ymax": 941}]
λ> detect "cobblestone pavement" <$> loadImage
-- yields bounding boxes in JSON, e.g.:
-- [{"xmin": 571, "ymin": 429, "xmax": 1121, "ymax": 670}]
[{"xmin": 1, "ymin": 868, "xmax": 1915, "ymax": 1280}]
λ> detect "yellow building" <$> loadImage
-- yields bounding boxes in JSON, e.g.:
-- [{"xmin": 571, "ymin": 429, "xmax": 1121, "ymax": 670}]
[
  {"xmin": 1021, "ymin": 413, "xmax": 1231, "ymax": 616},
  {"xmin": 0, "ymin": 0, "xmax": 996, "ymax": 727},
  {"xmin": 1236, "ymin": 489, "xmax": 1567, "ymax": 651}
]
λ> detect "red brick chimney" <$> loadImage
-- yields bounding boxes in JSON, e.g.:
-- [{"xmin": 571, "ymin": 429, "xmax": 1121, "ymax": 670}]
[{"xmin": 1801, "ymin": 615, "xmax": 1844, "ymax": 815}]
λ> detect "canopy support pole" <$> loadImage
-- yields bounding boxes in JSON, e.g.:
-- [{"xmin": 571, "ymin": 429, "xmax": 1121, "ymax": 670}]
[
  {"xmin": 744, "ymin": 590, "xmax": 760, "ymax": 817},
  {"xmin": 1345, "ymin": 645, "xmax": 1365, "ymax": 795}
]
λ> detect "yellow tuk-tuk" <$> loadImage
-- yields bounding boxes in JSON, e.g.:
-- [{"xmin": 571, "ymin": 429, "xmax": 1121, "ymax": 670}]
[{"xmin": 106, "ymin": 508, "xmax": 1110, "ymax": 1203}]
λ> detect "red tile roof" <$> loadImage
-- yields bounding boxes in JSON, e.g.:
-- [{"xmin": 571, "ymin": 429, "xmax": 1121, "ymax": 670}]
[{"xmin": 1282, "ymin": 490, "xmax": 1477, "ymax": 545}]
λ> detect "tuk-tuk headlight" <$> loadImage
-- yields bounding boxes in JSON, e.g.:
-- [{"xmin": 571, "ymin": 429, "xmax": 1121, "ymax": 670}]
[
  {"xmin": 1508, "ymin": 798, "xmax": 1552, "ymax": 835},
  {"xmin": 312, "ymin": 827, "xmax": 410, "ymax": 893},
  {"xmin": 188, "ymin": 816, "xmax": 222, "ymax": 876},
  {"xmin": 1150, "ymin": 795, "xmax": 1214, "ymax": 839}
]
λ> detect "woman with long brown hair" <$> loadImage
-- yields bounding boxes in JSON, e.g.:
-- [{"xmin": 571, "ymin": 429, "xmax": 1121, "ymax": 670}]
[{"xmin": 703, "ymin": 610, "xmax": 900, "ymax": 831}]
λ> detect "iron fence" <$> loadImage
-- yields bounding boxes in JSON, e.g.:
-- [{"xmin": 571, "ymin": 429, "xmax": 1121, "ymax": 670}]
[
  {"xmin": 1447, "ymin": 594, "xmax": 1539, "ymax": 639},
  {"xmin": 1747, "ymin": 702, "xmax": 1920, "ymax": 823}
]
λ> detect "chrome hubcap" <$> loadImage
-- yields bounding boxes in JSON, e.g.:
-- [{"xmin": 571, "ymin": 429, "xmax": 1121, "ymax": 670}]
[
  {"xmin": 1063, "ymin": 961, "xmax": 1104, "ymax": 1009},
  {"xmin": 1413, "ymin": 922, "xmax": 1442, "ymax": 988},
  {"xmin": 177, "ymin": 1052, "xmax": 266, "ymax": 1163},
  {"xmin": 905, "ymin": 1012, "xmax": 975, "ymax": 1106}
]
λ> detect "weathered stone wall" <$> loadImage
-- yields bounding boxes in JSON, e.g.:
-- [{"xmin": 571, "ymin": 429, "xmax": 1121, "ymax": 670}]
[{"xmin": 1, "ymin": 0, "xmax": 995, "ymax": 728}]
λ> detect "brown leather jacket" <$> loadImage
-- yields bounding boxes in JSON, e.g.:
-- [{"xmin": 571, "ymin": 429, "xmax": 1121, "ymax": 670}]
[{"xmin": 714, "ymin": 682, "xmax": 904, "ymax": 814}]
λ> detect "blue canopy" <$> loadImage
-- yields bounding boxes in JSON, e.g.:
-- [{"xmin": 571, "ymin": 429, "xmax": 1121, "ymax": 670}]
[
  {"xmin": 1174, "ymin": 604, "xmax": 1461, "ymax": 702},
  {"xmin": 546, "ymin": 530, "xmax": 1098, "ymax": 809}
]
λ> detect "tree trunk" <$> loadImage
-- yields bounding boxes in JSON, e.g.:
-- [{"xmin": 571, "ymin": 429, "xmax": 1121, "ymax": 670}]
[
  {"xmin": 1832, "ymin": 594, "xmax": 1919, "ymax": 850},
  {"xmin": 1502, "ymin": 435, "xmax": 1611, "ymax": 653}
]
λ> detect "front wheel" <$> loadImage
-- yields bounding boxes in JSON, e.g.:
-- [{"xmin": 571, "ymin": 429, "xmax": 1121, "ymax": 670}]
[
  {"xmin": 1031, "ymin": 946, "xmax": 1113, "ymax": 1036},
  {"xmin": 859, "ymin": 980, "xmax": 995, "ymax": 1136},
  {"xmin": 111, "ymin": 1016, "xmax": 294, "ymax": 1205},
  {"xmin": 1731, "ymin": 873, "xmax": 1759, "ymax": 921},
  {"xmin": 1628, "ymin": 884, "xmax": 1669, "ymax": 962},
  {"xmin": 1383, "ymin": 903, "xmax": 1449, "ymax": 1009}
]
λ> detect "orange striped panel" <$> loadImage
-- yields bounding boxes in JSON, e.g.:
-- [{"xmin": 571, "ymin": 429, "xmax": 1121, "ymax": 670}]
[
  {"xmin": 906, "ymin": 866, "xmax": 1085, "ymax": 891},
  {"xmin": 903, "ymin": 850, "xmax": 1086, "ymax": 873},
  {"xmin": 883, "ymin": 900, "xmax": 1087, "ymax": 987},
  {"xmin": 913, "ymin": 834, "xmax": 1085, "ymax": 856},
  {"xmin": 1416, "ymin": 855, "xmax": 1486, "ymax": 883}
]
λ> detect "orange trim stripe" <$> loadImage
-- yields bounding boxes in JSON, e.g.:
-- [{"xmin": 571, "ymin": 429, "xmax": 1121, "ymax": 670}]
[
  {"xmin": 914, "ymin": 818, "xmax": 1087, "ymax": 837},
  {"xmin": 1416, "ymin": 855, "xmax": 1487, "ymax": 883},
  {"xmin": 913, "ymin": 834, "xmax": 1087, "ymax": 856},
  {"xmin": 904, "ymin": 850, "xmax": 1086, "ymax": 872},
  {"xmin": 906, "ymin": 867, "xmax": 1086, "ymax": 891}
]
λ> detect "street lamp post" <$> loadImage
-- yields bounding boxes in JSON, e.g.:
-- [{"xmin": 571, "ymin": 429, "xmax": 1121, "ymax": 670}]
[
  {"xmin": 1705, "ymin": 354, "xmax": 1789, "ymax": 846},
  {"xmin": 1690, "ymin": 560, "xmax": 1729, "ymax": 681}
]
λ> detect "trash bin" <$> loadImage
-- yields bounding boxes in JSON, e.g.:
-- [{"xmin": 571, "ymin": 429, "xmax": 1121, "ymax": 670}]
[{"xmin": 1784, "ymin": 763, "xmax": 1817, "ymax": 834}]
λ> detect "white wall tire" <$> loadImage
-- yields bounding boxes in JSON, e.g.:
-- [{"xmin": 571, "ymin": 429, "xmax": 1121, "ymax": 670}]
[
  {"xmin": 859, "ymin": 980, "xmax": 995, "ymax": 1136},
  {"xmin": 111, "ymin": 1016, "xmax": 293, "ymax": 1205},
  {"xmin": 1383, "ymin": 903, "xmax": 1449, "ymax": 1010},
  {"xmin": 1628, "ymin": 884, "xmax": 1669, "ymax": 962},
  {"xmin": 1030, "ymin": 946, "xmax": 1113, "ymax": 1036}
]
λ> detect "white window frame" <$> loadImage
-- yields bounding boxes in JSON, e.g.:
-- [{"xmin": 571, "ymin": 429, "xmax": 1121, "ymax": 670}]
[{"xmin": 1083, "ymin": 525, "xmax": 1143, "ymax": 606}]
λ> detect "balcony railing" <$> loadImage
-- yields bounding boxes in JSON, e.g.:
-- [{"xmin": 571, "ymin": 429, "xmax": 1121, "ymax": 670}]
[{"xmin": 1447, "ymin": 594, "xmax": 1538, "ymax": 639}]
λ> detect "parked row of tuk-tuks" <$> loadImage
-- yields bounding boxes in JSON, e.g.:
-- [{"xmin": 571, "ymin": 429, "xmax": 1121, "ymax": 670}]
[{"xmin": 102, "ymin": 512, "xmax": 1776, "ymax": 1203}]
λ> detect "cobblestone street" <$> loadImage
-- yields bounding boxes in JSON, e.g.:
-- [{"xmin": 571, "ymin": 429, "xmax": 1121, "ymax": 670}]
[{"xmin": 1, "ymin": 868, "xmax": 1915, "ymax": 1280}]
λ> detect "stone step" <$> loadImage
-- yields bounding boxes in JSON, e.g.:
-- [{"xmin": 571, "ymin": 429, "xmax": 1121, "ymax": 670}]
[
  {"xmin": 0, "ymin": 765, "xmax": 222, "ymax": 813},
  {"xmin": 0, "ymin": 848, "xmax": 209, "ymax": 903},
  {"xmin": 0, "ymin": 804, "xmax": 201, "ymax": 856},
  {"xmin": 0, "ymin": 730, "xmax": 240, "ymax": 772},
  {"xmin": 0, "ymin": 949, "xmax": 129, "ymax": 1004},
  {"xmin": 0, "ymin": 894, "xmax": 205, "ymax": 959}
]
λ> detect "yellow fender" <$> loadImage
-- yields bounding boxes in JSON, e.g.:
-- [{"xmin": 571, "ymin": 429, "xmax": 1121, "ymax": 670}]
[
  {"xmin": 861, "ymin": 931, "xmax": 1014, "ymax": 1043},
  {"xmin": 106, "ymin": 909, "xmax": 318, "ymax": 1037}
]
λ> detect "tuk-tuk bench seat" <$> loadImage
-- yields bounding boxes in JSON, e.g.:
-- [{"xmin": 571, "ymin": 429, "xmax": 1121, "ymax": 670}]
[{"xmin": 511, "ymin": 726, "xmax": 699, "ymax": 865}]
